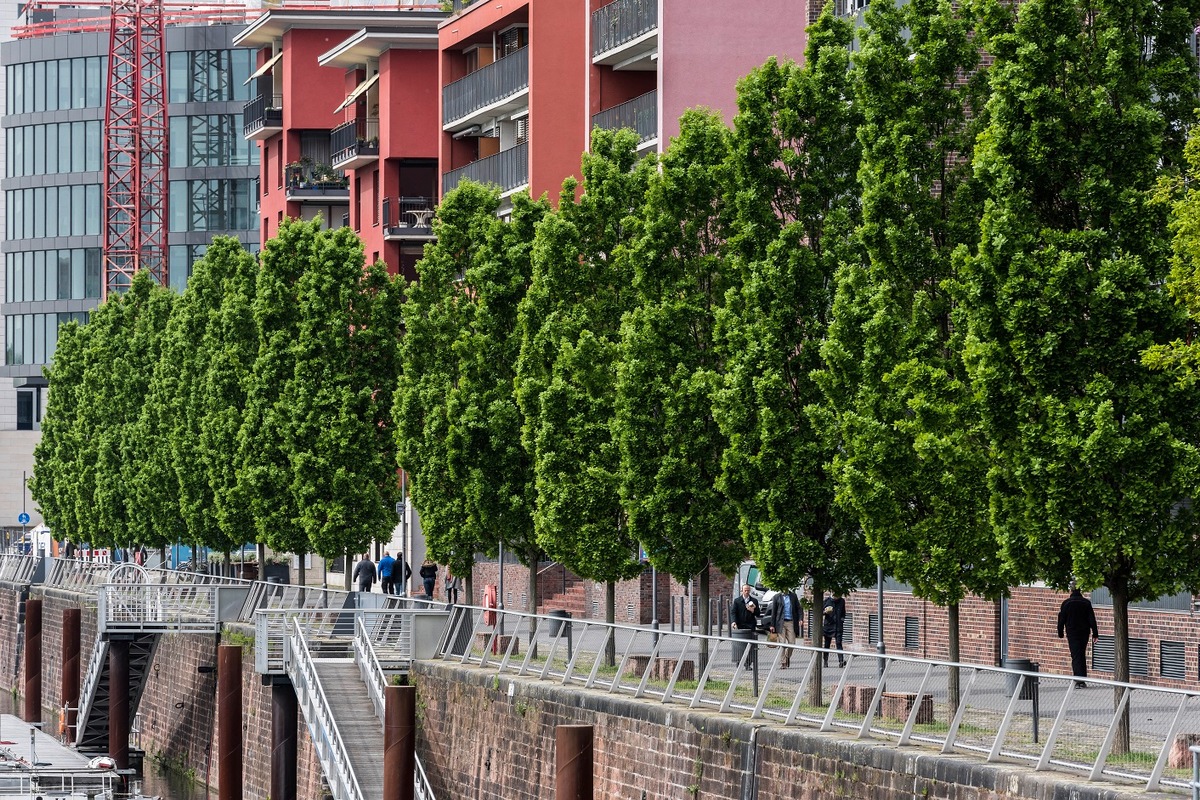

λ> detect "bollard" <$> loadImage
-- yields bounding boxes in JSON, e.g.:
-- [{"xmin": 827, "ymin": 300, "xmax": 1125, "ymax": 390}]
[
  {"xmin": 555, "ymin": 724, "xmax": 593, "ymax": 800},
  {"xmin": 62, "ymin": 609, "xmax": 80, "ymax": 741},
  {"xmin": 108, "ymin": 639, "xmax": 129, "ymax": 770},
  {"xmin": 23, "ymin": 598, "xmax": 41, "ymax": 724},
  {"xmin": 384, "ymin": 685, "xmax": 415, "ymax": 800},
  {"xmin": 218, "ymin": 644, "xmax": 243, "ymax": 800},
  {"xmin": 270, "ymin": 680, "xmax": 298, "ymax": 800}
]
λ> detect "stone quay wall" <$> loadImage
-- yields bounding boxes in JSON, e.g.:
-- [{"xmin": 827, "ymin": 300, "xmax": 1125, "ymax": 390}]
[{"xmin": 0, "ymin": 582, "xmax": 1165, "ymax": 800}]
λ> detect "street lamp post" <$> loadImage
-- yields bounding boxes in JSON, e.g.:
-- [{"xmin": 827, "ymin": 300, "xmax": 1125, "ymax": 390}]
[
  {"xmin": 876, "ymin": 565, "xmax": 886, "ymax": 679},
  {"xmin": 497, "ymin": 542, "xmax": 505, "ymax": 636}
]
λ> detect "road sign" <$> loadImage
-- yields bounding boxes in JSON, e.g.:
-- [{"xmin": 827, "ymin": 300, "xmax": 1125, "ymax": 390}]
[{"xmin": 17, "ymin": 512, "xmax": 29, "ymax": 525}]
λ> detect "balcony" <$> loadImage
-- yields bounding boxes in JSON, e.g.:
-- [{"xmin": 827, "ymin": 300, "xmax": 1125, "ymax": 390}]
[
  {"xmin": 285, "ymin": 160, "xmax": 349, "ymax": 203},
  {"xmin": 243, "ymin": 92, "xmax": 283, "ymax": 141},
  {"xmin": 382, "ymin": 196, "xmax": 438, "ymax": 241},
  {"xmin": 592, "ymin": 0, "xmax": 658, "ymax": 71},
  {"xmin": 330, "ymin": 118, "xmax": 380, "ymax": 171},
  {"xmin": 443, "ymin": 46, "xmax": 529, "ymax": 130},
  {"xmin": 592, "ymin": 90, "xmax": 657, "ymax": 149},
  {"xmin": 442, "ymin": 141, "xmax": 528, "ymax": 196}
]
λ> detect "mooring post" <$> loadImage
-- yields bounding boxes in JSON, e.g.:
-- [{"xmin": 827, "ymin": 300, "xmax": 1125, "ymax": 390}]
[
  {"xmin": 384, "ymin": 684, "xmax": 415, "ymax": 800},
  {"xmin": 62, "ymin": 608, "xmax": 80, "ymax": 741},
  {"xmin": 555, "ymin": 724, "xmax": 593, "ymax": 800},
  {"xmin": 23, "ymin": 598, "xmax": 41, "ymax": 724},
  {"xmin": 108, "ymin": 638, "xmax": 130, "ymax": 770},
  {"xmin": 218, "ymin": 644, "xmax": 242, "ymax": 800},
  {"xmin": 270, "ymin": 678, "xmax": 298, "ymax": 800}
]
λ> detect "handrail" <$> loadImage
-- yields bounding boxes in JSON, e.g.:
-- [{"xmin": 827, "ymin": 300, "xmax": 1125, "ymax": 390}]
[
  {"xmin": 434, "ymin": 603, "xmax": 1200, "ymax": 794},
  {"xmin": 287, "ymin": 617, "xmax": 366, "ymax": 800},
  {"xmin": 74, "ymin": 634, "xmax": 106, "ymax": 747}
]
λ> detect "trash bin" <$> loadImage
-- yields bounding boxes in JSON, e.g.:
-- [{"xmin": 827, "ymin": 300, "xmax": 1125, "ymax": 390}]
[
  {"xmin": 547, "ymin": 609, "xmax": 572, "ymax": 637},
  {"xmin": 1002, "ymin": 658, "xmax": 1038, "ymax": 699},
  {"xmin": 732, "ymin": 629, "xmax": 758, "ymax": 666}
]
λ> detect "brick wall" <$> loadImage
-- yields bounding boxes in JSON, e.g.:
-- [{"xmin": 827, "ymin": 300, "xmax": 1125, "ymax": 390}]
[{"xmin": 411, "ymin": 659, "xmax": 1135, "ymax": 800}]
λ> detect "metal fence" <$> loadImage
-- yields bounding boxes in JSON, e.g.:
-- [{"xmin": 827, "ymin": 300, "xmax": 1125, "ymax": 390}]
[
  {"xmin": 591, "ymin": 90, "xmax": 657, "ymax": 143},
  {"xmin": 435, "ymin": 603, "xmax": 1200, "ymax": 794},
  {"xmin": 442, "ymin": 141, "xmax": 528, "ymax": 196},
  {"xmin": 442, "ymin": 46, "xmax": 528, "ymax": 126},
  {"xmin": 592, "ymin": 0, "xmax": 658, "ymax": 57}
]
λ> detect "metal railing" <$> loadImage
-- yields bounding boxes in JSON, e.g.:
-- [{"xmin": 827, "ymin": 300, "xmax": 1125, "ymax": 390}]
[
  {"xmin": 98, "ymin": 582, "xmax": 249, "ymax": 634},
  {"xmin": 353, "ymin": 615, "xmax": 435, "ymax": 800},
  {"xmin": 242, "ymin": 92, "xmax": 283, "ymax": 137},
  {"xmin": 286, "ymin": 617, "xmax": 366, "ymax": 800},
  {"xmin": 592, "ymin": 0, "xmax": 658, "ymax": 57},
  {"xmin": 435, "ymin": 603, "xmax": 1200, "ymax": 794},
  {"xmin": 75, "ymin": 633, "xmax": 106, "ymax": 743},
  {"xmin": 442, "ymin": 46, "xmax": 528, "ymax": 125},
  {"xmin": 592, "ymin": 90, "xmax": 657, "ymax": 143},
  {"xmin": 330, "ymin": 118, "xmax": 380, "ymax": 164},
  {"xmin": 442, "ymin": 141, "xmax": 528, "ymax": 196},
  {"xmin": 382, "ymin": 196, "xmax": 437, "ymax": 231}
]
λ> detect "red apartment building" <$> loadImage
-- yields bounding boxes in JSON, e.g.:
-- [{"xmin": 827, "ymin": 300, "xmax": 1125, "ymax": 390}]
[{"xmin": 237, "ymin": 7, "xmax": 445, "ymax": 280}]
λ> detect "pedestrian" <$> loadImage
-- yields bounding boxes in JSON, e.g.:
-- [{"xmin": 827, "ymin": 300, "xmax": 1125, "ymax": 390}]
[
  {"xmin": 445, "ymin": 566, "xmax": 461, "ymax": 606},
  {"xmin": 419, "ymin": 558, "xmax": 438, "ymax": 600},
  {"xmin": 1058, "ymin": 582, "xmax": 1099, "ymax": 687},
  {"xmin": 769, "ymin": 586, "xmax": 802, "ymax": 668},
  {"xmin": 731, "ymin": 584, "xmax": 759, "ymax": 632},
  {"xmin": 353, "ymin": 554, "xmax": 377, "ymax": 593},
  {"xmin": 822, "ymin": 591, "xmax": 846, "ymax": 668},
  {"xmin": 396, "ymin": 553, "xmax": 412, "ymax": 596},
  {"xmin": 378, "ymin": 550, "xmax": 396, "ymax": 595}
]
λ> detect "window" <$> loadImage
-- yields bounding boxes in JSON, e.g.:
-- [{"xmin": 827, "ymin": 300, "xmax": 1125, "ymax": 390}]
[
  {"xmin": 169, "ymin": 50, "xmax": 253, "ymax": 103},
  {"xmin": 16, "ymin": 389, "xmax": 39, "ymax": 430}
]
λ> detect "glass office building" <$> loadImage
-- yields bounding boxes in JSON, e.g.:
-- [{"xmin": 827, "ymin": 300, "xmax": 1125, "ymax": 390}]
[{"xmin": 0, "ymin": 22, "xmax": 260, "ymax": 432}]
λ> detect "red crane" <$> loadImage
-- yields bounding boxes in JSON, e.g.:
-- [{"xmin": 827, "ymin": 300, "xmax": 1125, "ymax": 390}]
[{"xmin": 102, "ymin": 0, "xmax": 168, "ymax": 298}]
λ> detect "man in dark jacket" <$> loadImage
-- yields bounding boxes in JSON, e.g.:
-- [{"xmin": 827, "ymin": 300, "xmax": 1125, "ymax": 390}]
[
  {"xmin": 1058, "ymin": 583, "xmax": 1099, "ymax": 687},
  {"xmin": 731, "ymin": 584, "xmax": 759, "ymax": 632},
  {"xmin": 769, "ymin": 588, "xmax": 802, "ymax": 668},
  {"xmin": 352, "ymin": 555, "xmax": 376, "ymax": 593},
  {"xmin": 822, "ymin": 592, "xmax": 846, "ymax": 667}
]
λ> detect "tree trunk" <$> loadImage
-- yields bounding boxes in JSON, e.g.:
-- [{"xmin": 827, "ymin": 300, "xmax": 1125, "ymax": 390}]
[
  {"xmin": 605, "ymin": 581, "xmax": 616, "ymax": 667},
  {"xmin": 1112, "ymin": 586, "xmax": 1130, "ymax": 755},
  {"xmin": 948, "ymin": 602, "xmax": 960, "ymax": 713},
  {"xmin": 809, "ymin": 574, "xmax": 823, "ymax": 707},
  {"xmin": 298, "ymin": 551, "xmax": 306, "ymax": 589},
  {"xmin": 526, "ymin": 549, "xmax": 539, "ymax": 660},
  {"xmin": 698, "ymin": 567, "xmax": 711, "ymax": 675},
  {"xmin": 465, "ymin": 573, "xmax": 475, "ymax": 608}
]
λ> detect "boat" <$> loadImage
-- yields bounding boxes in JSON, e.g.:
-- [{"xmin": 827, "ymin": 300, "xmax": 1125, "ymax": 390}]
[{"xmin": 0, "ymin": 715, "xmax": 158, "ymax": 800}]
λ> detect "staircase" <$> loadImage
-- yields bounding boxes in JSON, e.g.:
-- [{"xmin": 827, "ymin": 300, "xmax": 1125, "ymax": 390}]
[
  {"xmin": 536, "ymin": 564, "xmax": 589, "ymax": 618},
  {"xmin": 76, "ymin": 632, "xmax": 160, "ymax": 752},
  {"xmin": 312, "ymin": 661, "xmax": 384, "ymax": 799}
]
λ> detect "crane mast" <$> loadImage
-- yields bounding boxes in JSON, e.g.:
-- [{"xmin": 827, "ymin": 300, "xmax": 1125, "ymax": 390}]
[{"xmin": 102, "ymin": 0, "xmax": 168, "ymax": 298}]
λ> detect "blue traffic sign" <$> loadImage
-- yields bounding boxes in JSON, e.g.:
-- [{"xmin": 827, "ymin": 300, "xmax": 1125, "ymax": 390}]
[{"xmin": 17, "ymin": 512, "xmax": 29, "ymax": 525}]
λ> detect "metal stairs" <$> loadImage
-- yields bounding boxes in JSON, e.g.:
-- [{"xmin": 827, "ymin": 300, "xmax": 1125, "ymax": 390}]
[{"xmin": 76, "ymin": 631, "xmax": 160, "ymax": 752}]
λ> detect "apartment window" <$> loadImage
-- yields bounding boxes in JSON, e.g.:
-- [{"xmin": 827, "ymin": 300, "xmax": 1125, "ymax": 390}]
[
  {"xmin": 498, "ymin": 26, "xmax": 527, "ymax": 56},
  {"xmin": 372, "ymin": 170, "xmax": 380, "ymax": 225}
]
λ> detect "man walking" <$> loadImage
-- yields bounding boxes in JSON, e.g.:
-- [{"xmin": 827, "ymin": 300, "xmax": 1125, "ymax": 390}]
[
  {"xmin": 768, "ymin": 587, "xmax": 802, "ymax": 668},
  {"xmin": 378, "ymin": 551, "xmax": 396, "ymax": 595},
  {"xmin": 353, "ymin": 554, "xmax": 377, "ymax": 593},
  {"xmin": 822, "ymin": 592, "xmax": 846, "ymax": 668},
  {"xmin": 1058, "ymin": 582, "xmax": 1099, "ymax": 687}
]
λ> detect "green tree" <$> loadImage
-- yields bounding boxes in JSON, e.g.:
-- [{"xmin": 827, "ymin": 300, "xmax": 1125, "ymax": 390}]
[
  {"xmin": 289, "ymin": 227, "xmax": 403, "ymax": 568},
  {"xmin": 963, "ymin": 0, "xmax": 1200, "ymax": 750},
  {"xmin": 615, "ymin": 110, "xmax": 742, "ymax": 667},
  {"xmin": 397, "ymin": 183, "xmax": 502, "ymax": 586},
  {"xmin": 515, "ymin": 129, "xmax": 652, "ymax": 642},
  {"xmin": 238, "ymin": 219, "xmax": 316, "ymax": 576},
  {"xmin": 30, "ymin": 321, "xmax": 90, "ymax": 544},
  {"xmin": 815, "ymin": 0, "xmax": 1002, "ymax": 706},
  {"xmin": 714, "ymin": 16, "xmax": 874, "ymax": 693},
  {"xmin": 197, "ymin": 239, "xmax": 260, "ymax": 560}
]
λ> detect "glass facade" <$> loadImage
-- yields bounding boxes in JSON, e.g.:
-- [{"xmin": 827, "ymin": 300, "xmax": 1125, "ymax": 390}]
[
  {"xmin": 5, "ymin": 56, "xmax": 105, "ymax": 114},
  {"xmin": 170, "ymin": 115, "xmax": 258, "ymax": 168},
  {"xmin": 2, "ymin": 34, "xmax": 259, "ymax": 375},
  {"xmin": 168, "ymin": 49, "xmax": 253, "ymax": 103},
  {"xmin": 5, "ymin": 186, "xmax": 102, "ymax": 240},
  {"xmin": 6, "ymin": 248, "xmax": 102, "ymax": 303},
  {"xmin": 169, "ymin": 179, "xmax": 257, "ymax": 233},
  {"xmin": 7, "ymin": 121, "xmax": 102, "ymax": 177}
]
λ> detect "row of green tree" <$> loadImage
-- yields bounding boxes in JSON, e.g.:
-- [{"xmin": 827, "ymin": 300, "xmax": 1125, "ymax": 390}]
[
  {"xmin": 31, "ymin": 226, "xmax": 403, "ymax": 586},
  {"xmin": 28, "ymin": 0, "xmax": 1200, "ymax": 725}
]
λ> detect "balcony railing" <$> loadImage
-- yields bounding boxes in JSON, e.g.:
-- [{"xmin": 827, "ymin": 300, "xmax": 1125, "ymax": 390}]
[
  {"xmin": 442, "ymin": 141, "xmax": 528, "ymax": 196},
  {"xmin": 330, "ymin": 118, "xmax": 380, "ymax": 166},
  {"xmin": 382, "ymin": 196, "xmax": 437, "ymax": 236},
  {"xmin": 592, "ymin": 0, "xmax": 659, "ymax": 57},
  {"xmin": 592, "ymin": 90, "xmax": 657, "ymax": 143},
  {"xmin": 443, "ymin": 46, "xmax": 529, "ymax": 126},
  {"xmin": 243, "ymin": 92, "xmax": 283, "ymax": 139}
]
